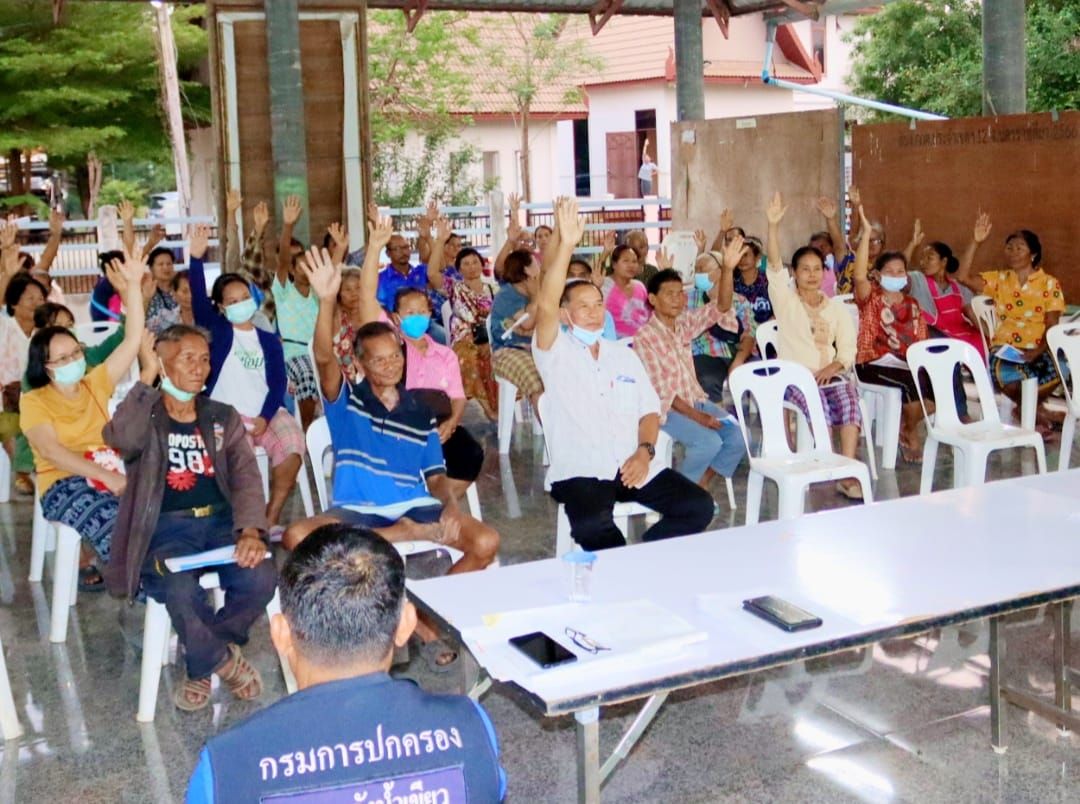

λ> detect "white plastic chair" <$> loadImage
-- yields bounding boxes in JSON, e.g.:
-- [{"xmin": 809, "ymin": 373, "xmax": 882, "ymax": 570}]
[
  {"xmin": 0, "ymin": 633, "xmax": 22, "ymax": 739},
  {"xmin": 73, "ymin": 321, "xmax": 120, "ymax": 347},
  {"xmin": 305, "ymin": 417, "xmax": 478, "ymax": 553},
  {"xmin": 28, "ymin": 479, "xmax": 83, "ymax": 643},
  {"xmin": 906, "ymin": 339, "xmax": 1046, "ymax": 493},
  {"xmin": 728, "ymin": 360, "xmax": 875, "ymax": 524},
  {"xmin": 137, "ymin": 572, "xmax": 296, "ymax": 722},
  {"xmin": 489, "ymin": 316, "xmax": 541, "ymax": 454},
  {"xmin": 755, "ymin": 321, "xmax": 879, "ymax": 479},
  {"xmin": 30, "ymin": 485, "xmax": 52, "ymax": 582},
  {"xmin": 440, "ymin": 300, "xmax": 453, "ymax": 333},
  {"xmin": 970, "ymin": 295, "xmax": 997, "ymax": 364},
  {"xmin": 1042, "ymin": 323, "xmax": 1080, "ymax": 471}
]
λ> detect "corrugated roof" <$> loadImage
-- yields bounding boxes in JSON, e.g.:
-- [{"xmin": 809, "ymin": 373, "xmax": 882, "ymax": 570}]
[{"xmin": 367, "ymin": 1, "xmax": 796, "ymax": 16}]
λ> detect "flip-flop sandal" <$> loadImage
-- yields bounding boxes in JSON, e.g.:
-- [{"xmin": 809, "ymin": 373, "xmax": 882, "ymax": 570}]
[
  {"xmin": 174, "ymin": 676, "xmax": 212, "ymax": 711},
  {"xmin": 218, "ymin": 643, "xmax": 263, "ymax": 701},
  {"xmin": 78, "ymin": 566, "xmax": 108, "ymax": 593},
  {"xmin": 420, "ymin": 639, "xmax": 459, "ymax": 674},
  {"xmin": 898, "ymin": 443, "xmax": 923, "ymax": 465},
  {"xmin": 835, "ymin": 481, "xmax": 864, "ymax": 501}
]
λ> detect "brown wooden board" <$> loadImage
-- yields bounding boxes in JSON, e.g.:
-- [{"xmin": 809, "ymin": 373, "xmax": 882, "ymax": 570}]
[
  {"xmin": 671, "ymin": 110, "xmax": 842, "ymax": 263},
  {"xmin": 852, "ymin": 112, "xmax": 1080, "ymax": 303}
]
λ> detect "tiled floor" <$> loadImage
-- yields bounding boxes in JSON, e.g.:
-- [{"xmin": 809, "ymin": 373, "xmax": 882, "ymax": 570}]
[{"xmin": 1, "ymin": 409, "xmax": 1077, "ymax": 803}]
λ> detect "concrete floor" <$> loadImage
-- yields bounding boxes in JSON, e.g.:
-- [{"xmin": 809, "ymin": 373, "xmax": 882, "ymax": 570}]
[{"xmin": 1, "ymin": 407, "xmax": 1078, "ymax": 803}]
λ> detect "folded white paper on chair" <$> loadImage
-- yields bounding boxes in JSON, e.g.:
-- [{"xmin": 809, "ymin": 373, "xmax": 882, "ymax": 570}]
[
  {"xmin": 163, "ymin": 546, "xmax": 272, "ymax": 573},
  {"xmin": 869, "ymin": 353, "xmax": 909, "ymax": 370}
]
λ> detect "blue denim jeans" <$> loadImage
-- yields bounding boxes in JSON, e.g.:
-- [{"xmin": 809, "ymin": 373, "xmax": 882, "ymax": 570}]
[{"xmin": 662, "ymin": 400, "xmax": 747, "ymax": 483}]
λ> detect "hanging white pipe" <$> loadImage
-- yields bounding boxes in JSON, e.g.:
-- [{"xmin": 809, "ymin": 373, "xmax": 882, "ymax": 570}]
[{"xmin": 762, "ymin": 24, "xmax": 948, "ymax": 122}]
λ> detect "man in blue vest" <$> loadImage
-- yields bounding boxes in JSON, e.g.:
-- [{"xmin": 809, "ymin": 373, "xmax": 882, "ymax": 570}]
[{"xmin": 186, "ymin": 523, "xmax": 506, "ymax": 803}]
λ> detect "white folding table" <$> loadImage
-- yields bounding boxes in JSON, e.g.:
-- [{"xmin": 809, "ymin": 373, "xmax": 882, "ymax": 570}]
[{"xmin": 409, "ymin": 472, "xmax": 1080, "ymax": 803}]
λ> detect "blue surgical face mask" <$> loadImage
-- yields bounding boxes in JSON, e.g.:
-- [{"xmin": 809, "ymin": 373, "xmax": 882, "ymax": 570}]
[
  {"xmin": 571, "ymin": 324, "xmax": 603, "ymax": 347},
  {"xmin": 159, "ymin": 362, "xmax": 199, "ymax": 402},
  {"xmin": 399, "ymin": 314, "xmax": 431, "ymax": 339},
  {"xmin": 694, "ymin": 273, "xmax": 715, "ymax": 292},
  {"xmin": 880, "ymin": 275, "xmax": 908, "ymax": 293},
  {"xmin": 223, "ymin": 297, "xmax": 257, "ymax": 325},
  {"xmin": 52, "ymin": 357, "xmax": 86, "ymax": 386}
]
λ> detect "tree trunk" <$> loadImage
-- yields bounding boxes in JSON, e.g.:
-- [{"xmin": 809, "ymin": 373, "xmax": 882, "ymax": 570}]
[
  {"xmin": 520, "ymin": 104, "xmax": 531, "ymax": 203},
  {"xmin": 7, "ymin": 149, "xmax": 25, "ymax": 195}
]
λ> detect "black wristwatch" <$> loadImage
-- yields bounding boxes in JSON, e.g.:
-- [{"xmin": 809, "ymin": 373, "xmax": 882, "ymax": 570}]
[{"xmin": 638, "ymin": 442, "xmax": 656, "ymax": 459}]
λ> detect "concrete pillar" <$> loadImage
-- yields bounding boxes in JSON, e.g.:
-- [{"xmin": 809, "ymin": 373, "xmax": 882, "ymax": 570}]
[
  {"xmin": 982, "ymin": 0, "xmax": 1026, "ymax": 116},
  {"xmin": 673, "ymin": 0, "xmax": 705, "ymax": 122},
  {"xmin": 264, "ymin": 0, "xmax": 310, "ymax": 245}
]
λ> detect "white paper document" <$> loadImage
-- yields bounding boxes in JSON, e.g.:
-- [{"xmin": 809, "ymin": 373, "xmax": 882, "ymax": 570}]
[{"xmin": 163, "ymin": 545, "xmax": 272, "ymax": 573}]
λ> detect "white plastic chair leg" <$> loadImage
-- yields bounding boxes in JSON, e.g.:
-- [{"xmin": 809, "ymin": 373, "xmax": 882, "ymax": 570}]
[
  {"xmin": 30, "ymin": 495, "xmax": 51, "ymax": 583},
  {"xmin": 776, "ymin": 479, "xmax": 806, "ymax": 521},
  {"xmin": 465, "ymin": 484, "xmax": 482, "ymax": 521},
  {"xmin": 858, "ymin": 400, "xmax": 878, "ymax": 480},
  {"xmin": 496, "ymin": 379, "xmax": 517, "ymax": 454},
  {"xmin": 725, "ymin": 477, "xmax": 736, "ymax": 511},
  {"xmin": 1059, "ymin": 416, "xmax": 1077, "ymax": 471},
  {"xmin": 0, "ymin": 450, "xmax": 10, "ymax": 504},
  {"xmin": 49, "ymin": 525, "xmax": 82, "ymax": 643},
  {"xmin": 744, "ymin": 471, "xmax": 764, "ymax": 525},
  {"xmin": 136, "ymin": 598, "xmax": 172, "ymax": 722},
  {"xmin": 878, "ymin": 391, "xmax": 902, "ymax": 471},
  {"xmin": 265, "ymin": 590, "xmax": 298, "ymax": 694},
  {"xmin": 1032, "ymin": 440, "xmax": 1047, "ymax": 475},
  {"xmin": 255, "ymin": 448, "xmax": 270, "ymax": 502},
  {"xmin": 296, "ymin": 458, "xmax": 314, "ymax": 518},
  {"xmin": 920, "ymin": 436, "xmax": 940, "ymax": 495},
  {"xmin": 0, "ymin": 635, "xmax": 22, "ymax": 739},
  {"xmin": 1020, "ymin": 376, "xmax": 1038, "ymax": 431}
]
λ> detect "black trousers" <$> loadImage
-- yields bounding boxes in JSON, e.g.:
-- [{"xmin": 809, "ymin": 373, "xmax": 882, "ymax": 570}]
[
  {"xmin": 141, "ymin": 510, "xmax": 276, "ymax": 679},
  {"xmin": 693, "ymin": 354, "xmax": 732, "ymax": 403},
  {"xmin": 443, "ymin": 425, "xmax": 484, "ymax": 483},
  {"xmin": 550, "ymin": 468, "xmax": 714, "ymax": 551}
]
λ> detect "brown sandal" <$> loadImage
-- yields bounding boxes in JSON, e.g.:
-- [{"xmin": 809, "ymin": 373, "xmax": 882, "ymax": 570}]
[
  {"xmin": 174, "ymin": 676, "xmax": 212, "ymax": 711},
  {"xmin": 218, "ymin": 644, "xmax": 262, "ymax": 701}
]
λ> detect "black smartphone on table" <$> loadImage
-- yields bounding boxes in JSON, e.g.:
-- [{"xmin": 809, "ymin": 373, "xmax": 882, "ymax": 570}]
[
  {"xmin": 509, "ymin": 631, "xmax": 577, "ymax": 669},
  {"xmin": 742, "ymin": 595, "xmax": 823, "ymax": 632}
]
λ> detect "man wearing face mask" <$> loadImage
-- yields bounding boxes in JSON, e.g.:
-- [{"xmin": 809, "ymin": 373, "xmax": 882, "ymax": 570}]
[
  {"xmin": 187, "ymin": 225, "xmax": 303, "ymax": 537},
  {"xmin": 533, "ymin": 198, "xmax": 714, "ymax": 552},
  {"xmin": 104, "ymin": 324, "xmax": 276, "ymax": 712}
]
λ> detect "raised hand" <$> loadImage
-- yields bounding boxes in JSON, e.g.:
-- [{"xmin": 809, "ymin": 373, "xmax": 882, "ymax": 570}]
[
  {"xmin": 137, "ymin": 330, "xmax": 157, "ymax": 374},
  {"xmin": 419, "ymin": 199, "xmax": 438, "ymax": 227},
  {"xmin": 0, "ymin": 217, "xmax": 16, "ymax": 250},
  {"xmin": 973, "ymin": 212, "xmax": 993, "ymax": 244},
  {"xmin": 693, "ymin": 228, "xmax": 707, "ymax": 253},
  {"xmin": 602, "ymin": 229, "xmax": 616, "ymax": 252},
  {"xmin": 117, "ymin": 199, "xmax": 135, "ymax": 222},
  {"xmin": 554, "ymin": 196, "xmax": 584, "ymax": 246},
  {"xmin": 226, "ymin": 189, "xmax": 243, "ymax": 216},
  {"xmin": 910, "ymin": 218, "xmax": 924, "ymax": 247},
  {"xmin": 253, "ymin": 200, "xmax": 270, "ymax": 232},
  {"xmin": 281, "ymin": 194, "xmax": 303, "ymax": 226},
  {"xmin": 655, "ymin": 247, "xmax": 674, "ymax": 271},
  {"xmin": 188, "ymin": 223, "xmax": 211, "ymax": 260},
  {"xmin": 435, "ymin": 215, "xmax": 452, "ymax": 243},
  {"xmin": 506, "ymin": 217, "xmax": 522, "ymax": 245},
  {"xmin": 366, "ymin": 201, "xmax": 380, "ymax": 224},
  {"xmin": 815, "ymin": 196, "xmax": 837, "ymax": 219},
  {"xmin": 367, "ymin": 215, "xmax": 394, "ymax": 252},
  {"xmin": 147, "ymin": 223, "xmax": 166, "ymax": 248},
  {"xmin": 120, "ymin": 245, "xmax": 149, "ymax": 287},
  {"xmin": 141, "ymin": 270, "xmax": 156, "ymax": 303},
  {"xmin": 848, "ymin": 185, "xmax": 861, "ymax": 208},
  {"xmin": 721, "ymin": 233, "xmax": 747, "ymax": 271},
  {"xmin": 301, "ymin": 246, "xmax": 342, "ymax": 300},
  {"xmin": 327, "ymin": 222, "xmax": 348, "ymax": 247},
  {"xmin": 766, "ymin": 191, "xmax": 787, "ymax": 225},
  {"xmin": 48, "ymin": 208, "xmax": 65, "ymax": 237},
  {"xmin": 719, "ymin": 207, "xmax": 735, "ymax": 233}
]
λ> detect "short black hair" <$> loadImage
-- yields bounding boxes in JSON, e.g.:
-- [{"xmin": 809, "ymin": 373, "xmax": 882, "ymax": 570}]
[
  {"xmin": 646, "ymin": 268, "xmax": 683, "ymax": 297},
  {"xmin": 872, "ymin": 251, "xmax": 907, "ymax": 274},
  {"xmin": 926, "ymin": 241, "xmax": 959, "ymax": 274},
  {"xmin": 147, "ymin": 246, "xmax": 175, "ymax": 266},
  {"xmin": 98, "ymin": 250, "xmax": 124, "ymax": 275},
  {"xmin": 280, "ymin": 524, "xmax": 406, "ymax": 667},
  {"xmin": 567, "ymin": 258, "xmax": 593, "ymax": 276},
  {"xmin": 791, "ymin": 245, "xmax": 825, "ymax": 270},
  {"xmin": 210, "ymin": 272, "xmax": 250, "ymax": 306},
  {"xmin": 33, "ymin": 302, "xmax": 73, "ymax": 329},
  {"xmin": 4, "ymin": 272, "xmax": 47, "ymax": 315},
  {"xmin": 809, "ymin": 231, "xmax": 833, "ymax": 249},
  {"xmin": 392, "ymin": 285, "xmax": 430, "ymax": 313},
  {"xmin": 560, "ymin": 278, "xmax": 602, "ymax": 306},
  {"xmin": 1006, "ymin": 230, "xmax": 1042, "ymax": 267},
  {"xmin": 353, "ymin": 320, "xmax": 398, "ymax": 360},
  {"xmin": 170, "ymin": 271, "xmax": 190, "ymax": 291},
  {"xmin": 502, "ymin": 249, "xmax": 534, "ymax": 284},
  {"xmin": 26, "ymin": 326, "xmax": 76, "ymax": 389},
  {"xmin": 454, "ymin": 247, "xmax": 483, "ymax": 271}
]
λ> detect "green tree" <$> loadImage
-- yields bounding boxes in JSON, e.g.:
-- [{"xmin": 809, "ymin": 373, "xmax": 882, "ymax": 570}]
[
  {"xmin": 481, "ymin": 14, "xmax": 600, "ymax": 201},
  {"xmin": 0, "ymin": 1, "xmax": 208, "ymax": 213},
  {"xmin": 845, "ymin": 0, "xmax": 1080, "ymax": 120}
]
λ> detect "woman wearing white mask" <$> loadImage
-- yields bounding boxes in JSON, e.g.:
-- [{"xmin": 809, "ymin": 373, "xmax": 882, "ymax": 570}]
[
  {"xmin": 851, "ymin": 205, "xmax": 935, "ymax": 464},
  {"xmin": 20, "ymin": 249, "xmax": 147, "ymax": 592},
  {"xmin": 187, "ymin": 225, "xmax": 301, "ymax": 536}
]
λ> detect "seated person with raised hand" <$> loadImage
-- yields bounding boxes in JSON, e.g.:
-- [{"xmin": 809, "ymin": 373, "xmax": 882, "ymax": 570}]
[
  {"xmin": 633, "ymin": 241, "xmax": 748, "ymax": 501},
  {"xmin": 186, "ymin": 523, "xmax": 506, "ymax": 803},
  {"xmin": 104, "ymin": 324, "xmax": 275, "ymax": 712},
  {"xmin": 20, "ymin": 249, "xmax": 147, "ymax": 591},
  {"xmin": 187, "ymin": 224, "xmax": 303, "ymax": 536},
  {"xmin": 534, "ymin": 198, "xmax": 714, "ymax": 552},
  {"xmin": 284, "ymin": 244, "xmax": 500, "ymax": 666},
  {"xmin": 688, "ymin": 249, "xmax": 755, "ymax": 401},
  {"xmin": 354, "ymin": 218, "xmax": 485, "ymax": 503}
]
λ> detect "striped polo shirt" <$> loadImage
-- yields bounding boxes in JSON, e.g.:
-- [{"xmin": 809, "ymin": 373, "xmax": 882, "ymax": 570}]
[{"xmin": 324, "ymin": 378, "xmax": 446, "ymax": 508}]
